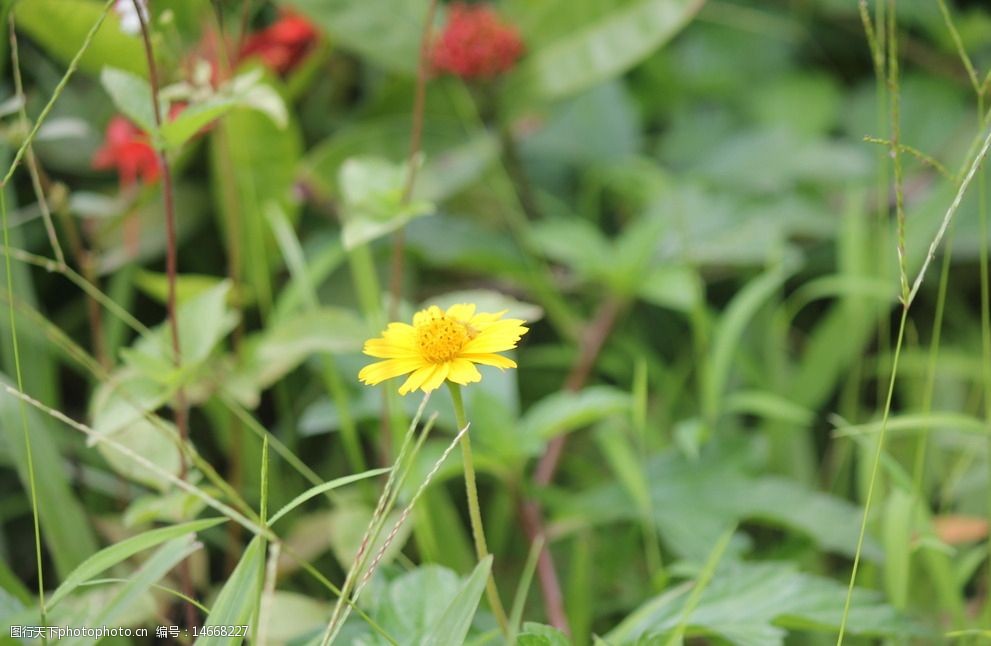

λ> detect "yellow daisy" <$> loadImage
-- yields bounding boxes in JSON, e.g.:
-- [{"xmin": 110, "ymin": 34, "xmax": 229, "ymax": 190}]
[{"xmin": 358, "ymin": 303, "xmax": 528, "ymax": 395}]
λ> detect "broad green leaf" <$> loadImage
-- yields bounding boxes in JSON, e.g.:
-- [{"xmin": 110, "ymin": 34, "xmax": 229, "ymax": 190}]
[
  {"xmin": 414, "ymin": 133, "xmax": 500, "ymax": 203},
  {"xmin": 377, "ymin": 565, "xmax": 462, "ymax": 640},
  {"xmin": 287, "ymin": 0, "xmax": 428, "ymax": 74},
  {"xmin": 123, "ymin": 488, "xmax": 211, "ymax": 526},
  {"xmin": 746, "ymin": 73, "xmax": 842, "ymax": 136},
  {"xmin": 123, "ymin": 281, "xmax": 238, "ymax": 380},
  {"xmin": 228, "ymin": 307, "xmax": 369, "ymax": 407},
  {"xmin": 100, "ymin": 68, "xmax": 156, "ymax": 134},
  {"xmin": 531, "ymin": 217, "xmax": 612, "ymax": 281},
  {"xmin": 421, "ymin": 556, "xmax": 493, "ymax": 645},
  {"xmin": 406, "ymin": 214, "xmax": 526, "ymax": 276},
  {"xmin": 13, "ymin": 0, "xmax": 147, "ymax": 76},
  {"xmin": 338, "ymin": 156, "xmax": 434, "ymax": 250},
  {"xmin": 196, "ymin": 536, "xmax": 264, "ymax": 645},
  {"xmin": 91, "ymin": 406, "xmax": 183, "ymax": 492},
  {"xmin": 557, "ymin": 449, "xmax": 881, "ymax": 563},
  {"xmin": 637, "ymin": 265, "xmax": 703, "ymax": 313},
  {"xmin": 521, "ymin": 81, "xmax": 642, "ymax": 166},
  {"xmin": 48, "ymin": 518, "xmax": 225, "ymax": 609},
  {"xmin": 518, "ymin": 622, "xmax": 571, "ymax": 645},
  {"xmin": 134, "ymin": 271, "xmax": 229, "ymax": 307},
  {"xmin": 521, "ymin": 386, "xmax": 631, "ymax": 440},
  {"xmin": 606, "ymin": 560, "xmax": 925, "ymax": 645},
  {"xmin": 261, "ymin": 592, "xmax": 330, "ymax": 644},
  {"xmin": 524, "ymin": 0, "xmax": 703, "ymax": 100}
]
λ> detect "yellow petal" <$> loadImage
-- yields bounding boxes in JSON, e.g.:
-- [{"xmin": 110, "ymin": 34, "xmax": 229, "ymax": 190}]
[
  {"xmin": 398, "ymin": 364, "xmax": 438, "ymax": 395},
  {"xmin": 462, "ymin": 320, "xmax": 528, "ymax": 354},
  {"xmin": 447, "ymin": 358, "xmax": 482, "ymax": 385},
  {"xmin": 461, "ymin": 353, "xmax": 516, "ymax": 369},
  {"xmin": 363, "ymin": 323, "xmax": 418, "ymax": 358},
  {"xmin": 445, "ymin": 303, "xmax": 476, "ymax": 321},
  {"xmin": 469, "ymin": 310, "xmax": 508, "ymax": 329},
  {"xmin": 421, "ymin": 362, "xmax": 451, "ymax": 392},
  {"xmin": 412, "ymin": 305, "xmax": 444, "ymax": 327},
  {"xmin": 358, "ymin": 357, "xmax": 424, "ymax": 385}
]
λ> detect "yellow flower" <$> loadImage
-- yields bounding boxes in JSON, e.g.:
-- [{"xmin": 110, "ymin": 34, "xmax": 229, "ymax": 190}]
[{"xmin": 358, "ymin": 303, "xmax": 528, "ymax": 395}]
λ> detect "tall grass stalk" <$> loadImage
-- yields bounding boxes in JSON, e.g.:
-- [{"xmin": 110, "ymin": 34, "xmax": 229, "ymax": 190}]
[
  {"xmin": 0, "ymin": 181, "xmax": 46, "ymax": 637},
  {"xmin": 836, "ymin": 307, "xmax": 908, "ymax": 645}
]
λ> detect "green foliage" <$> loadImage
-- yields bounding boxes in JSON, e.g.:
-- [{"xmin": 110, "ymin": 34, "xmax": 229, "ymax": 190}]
[
  {"xmin": 521, "ymin": 0, "xmax": 703, "ymax": 100},
  {"xmin": 13, "ymin": 0, "xmax": 146, "ymax": 76},
  {"xmin": 6, "ymin": 0, "xmax": 991, "ymax": 644},
  {"xmin": 606, "ymin": 560, "xmax": 924, "ymax": 645}
]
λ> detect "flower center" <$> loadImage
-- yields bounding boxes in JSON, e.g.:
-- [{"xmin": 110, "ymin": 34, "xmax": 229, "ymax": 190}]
[{"xmin": 416, "ymin": 315, "xmax": 474, "ymax": 363}]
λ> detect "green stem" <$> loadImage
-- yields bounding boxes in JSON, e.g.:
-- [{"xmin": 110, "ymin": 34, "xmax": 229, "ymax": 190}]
[{"xmin": 448, "ymin": 383, "xmax": 509, "ymax": 633}]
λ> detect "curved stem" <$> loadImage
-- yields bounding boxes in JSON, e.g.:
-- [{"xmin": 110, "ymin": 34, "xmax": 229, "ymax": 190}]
[{"xmin": 448, "ymin": 383, "xmax": 509, "ymax": 633}]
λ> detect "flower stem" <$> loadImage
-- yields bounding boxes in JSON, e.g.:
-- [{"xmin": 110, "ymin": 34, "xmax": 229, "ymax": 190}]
[{"xmin": 448, "ymin": 382, "xmax": 509, "ymax": 633}]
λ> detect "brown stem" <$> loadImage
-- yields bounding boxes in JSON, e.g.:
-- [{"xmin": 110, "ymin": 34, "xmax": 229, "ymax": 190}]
[
  {"xmin": 387, "ymin": 0, "xmax": 437, "ymax": 321},
  {"xmin": 520, "ymin": 295, "xmax": 624, "ymax": 634},
  {"xmin": 132, "ymin": 0, "xmax": 196, "ymax": 630}
]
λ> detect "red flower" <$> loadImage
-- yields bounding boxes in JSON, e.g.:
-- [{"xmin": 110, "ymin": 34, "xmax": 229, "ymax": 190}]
[
  {"xmin": 238, "ymin": 11, "xmax": 318, "ymax": 76},
  {"xmin": 430, "ymin": 3, "xmax": 524, "ymax": 79},
  {"xmin": 91, "ymin": 116, "xmax": 160, "ymax": 187}
]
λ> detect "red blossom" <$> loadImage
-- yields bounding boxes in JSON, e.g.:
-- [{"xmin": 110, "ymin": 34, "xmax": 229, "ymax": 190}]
[
  {"xmin": 238, "ymin": 12, "xmax": 318, "ymax": 76},
  {"xmin": 91, "ymin": 116, "xmax": 160, "ymax": 187},
  {"xmin": 430, "ymin": 3, "xmax": 524, "ymax": 79}
]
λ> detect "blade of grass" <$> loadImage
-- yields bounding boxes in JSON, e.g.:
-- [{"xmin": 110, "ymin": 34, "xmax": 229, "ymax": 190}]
[{"xmin": 48, "ymin": 518, "xmax": 224, "ymax": 608}]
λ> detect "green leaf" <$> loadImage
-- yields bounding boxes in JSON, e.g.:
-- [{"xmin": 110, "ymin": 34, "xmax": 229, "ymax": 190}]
[
  {"xmin": 521, "ymin": 386, "xmax": 631, "ymax": 440},
  {"xmin": 260, "ymin": 592, "xmax": 330, "ymax": 644},
  {"xmin": 524, "ymin": 0, "xmax": 703, "ymax": 100},
  {"xmin": 48, "ymin": 518, "xmax": 225, "ymax": 609},
  {"xmin": 68, "ymin": 536, "xmax": 202, "ymax": 645},
  {"xmin": 705, "ymin": 265, "xmax": 792, "ymax": 420},
  {"xmin": 287, "ymin": 0, "xmax": 428, "ymax": 74},
  {"xmin": 557, "ymin": 449, "xmax": 882, "ymax": 563},
  {"xmin": 123, "ymin": 280, "xmax": 239, "ymax": 381},
  {"xmin": 209, "ymin": 103, "xmax": 302, "ymax": 312},
  {"xmin": 196, "ymin": 536, "xmax": 264, "ymax": 645},
  {"xmin": 421, "ymin": 556, "xmax": 493, "ymax": 645},
  {"xmin": 160, "ymin": 70, "xmax": 289, "ymax": 149},
  {"xmin": 160, "ymin": 97, "xmax": 238, "ymax": 149},
  {"xmin": 338, "ymin": 156, "xmax": 434, "ymax": 250},
  {"xmin": 134, "ymin": 271, "xmax": 231, "ymax": 307},
  {"xmin": 637, "ymin": 265, "xmax": 703, "ymax": 313},
  {"xmin": 228, "ymin": 307, "xmax": 369, "ymax": 407},
  {"xmin": 268, "ymin": 468, "xmax": 390, "ymax": 526},
  {"xmin": 518, "ymin": 622, "xmax": 572, "ymax": 645},
  {"xmin": 13, "ymin": 0, "xmax": 147, "ymax": 77},
  {"xmin": 606, "ymin": 560, "xmax": 925, "ymax": 645},
  {"xmin": 531, "ymin": 217, "xmax": 612, "ymax": 281},
  {"xmin": 0, "ymin": 373, "xmax": 98, "ymax": 578},
  {"xmin": 100, "ymin": 68, "xmax": 156, "ymax": 134}
]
